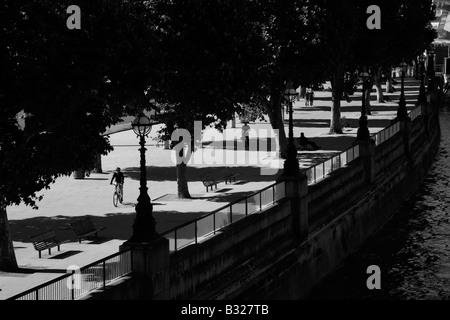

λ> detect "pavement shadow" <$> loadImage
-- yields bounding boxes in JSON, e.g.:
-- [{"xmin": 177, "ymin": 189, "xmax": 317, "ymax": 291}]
[
  {"xmin": 9, "ymin": 211, "xmax": 233, "ymax": 242},
  {"xmin": 291, "ymin": 119, "xmax": 330, "ymax": 128},
  {"xmin": 49, "ymin": 250, "xmax": 83, "ymax": 259},
  {"xmin": 199, "ymin": 191, "xmax": 256, "ymax": 203},
  {"xmin": 296, "ymin": 106, "xmax": 330, "ymax": 112},
  {"xmin": 295, "ymin": 135, "xmax": 356, "ymax": 153},
  {"xmin": 123, "ymin": 165, "xmax": 283, "ymax": 183},
  {"xmin": 2, "ymin": 268, "xmax": 68, "ymax": 274},
  {"xmin": 9, "ymin": 214, "xmax": 135, "ymax": 243},
  {"xmin": 206, "ymin": 137, "xmax": 277, "ymax": 152},
  {"xmin": 153, "ymin": 210, "xmax": 212, "ymax": 233},
  {"xmin": 297, "ymin": 152, "xmax": 343, "ymax": 167}
]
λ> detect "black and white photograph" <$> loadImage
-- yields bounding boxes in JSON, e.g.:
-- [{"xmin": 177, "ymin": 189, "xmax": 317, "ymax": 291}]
[{"xmin": 1, "ymin": 0, "xmax": 449, "ymax": 309}]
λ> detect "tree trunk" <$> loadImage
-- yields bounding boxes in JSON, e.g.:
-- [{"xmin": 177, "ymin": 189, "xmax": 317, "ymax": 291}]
[
  {"xmin": 265, "ymin": 92, "xmax": 288, "ymax": 159},
  {"xmin": 374, "ymin": 68, "xmax": 384, "ymax": 103},
  {"xmin": 0, "ymin": 200, "xmax": 18, "ymax": 271},
  {"xmin": 330, "ymin": 64, "xmax": 344, "ymax": 134},
  {"xmin": 414, "ymin": 57, "xmax": 419, "ymax": 80},
  {"xmin": 177, "ymin": 162, "xmax": 191, "ymax": 198},
  {"xmin": 176, "ymin": 145, "xmax": 191, "ymax": 199},
  {"xmin": 92, "ymin": 153, "xmax": 102, "ymax": 173}
]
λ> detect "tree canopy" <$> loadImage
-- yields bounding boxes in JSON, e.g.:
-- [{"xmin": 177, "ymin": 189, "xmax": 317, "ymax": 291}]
[
  {"xmin": 0, "ymin": 0, "xmax": 158, "ymax": 208},
  {"xmin": 0, "ymin": 0, "xmax": 159, "ymax": 270}
]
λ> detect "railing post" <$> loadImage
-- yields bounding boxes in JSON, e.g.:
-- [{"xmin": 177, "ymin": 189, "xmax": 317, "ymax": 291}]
[
  {"xmin": 245, "ymin": 198, "xmax": 248, "ymax": 216},
  {"xmin": 71, "ymin": 270, "xmax": 75, "ymax": 300},
  {"xmin": 195, "ymin": 221, "xmax": 198, "ymax": 244},
  {"xmin": 230, "ymin": 206, "xmax": 233, "ymax": 224},
  {"xmin": 130, "ymin": 249, "xmax": 134, "ymax": 271},
  {"xmin": 103, "ymin": 261, "xmax": 106, "ymax": 289},
  {"xmin": 259, "ymin": 192, "xmax": 262, "ymax": 211},
  {"xmin": 174, "ymin": 229, "xmax": 178, "ymax": 251},
  {"xmin": 213, "ymin": 212, "xmax": 216, "ymax": 233}
]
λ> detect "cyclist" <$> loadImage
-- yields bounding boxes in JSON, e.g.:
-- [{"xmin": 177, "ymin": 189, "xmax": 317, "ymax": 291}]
[{"xmin": 110, "ymin": 167, "xmax": 124, "ymax": 203}]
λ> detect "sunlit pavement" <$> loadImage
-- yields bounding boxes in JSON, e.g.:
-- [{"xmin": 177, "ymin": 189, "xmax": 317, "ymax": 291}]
[{"xmin": 0, "ymin": 79, "xmax": 420, "ymax": 299}]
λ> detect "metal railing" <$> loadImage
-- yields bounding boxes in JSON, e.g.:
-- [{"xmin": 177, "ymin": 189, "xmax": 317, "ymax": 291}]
[
  {"xmin": 9, "ymin": 249, "xmax": 132, "ymax": 300},
  {"xmin": 374, "ymin": 121, "xmax": 401, "ymax": 146},
  {"xmin": 409, "ymin": 104, "xmax": 422, "ymax": 122},
  {"xmin": 305, "ymin": 144, "xmax": 360, "ymax": 185},
  {"xmin": 160, "ymin": 181, "xmax": 286, "ymax": 252}
]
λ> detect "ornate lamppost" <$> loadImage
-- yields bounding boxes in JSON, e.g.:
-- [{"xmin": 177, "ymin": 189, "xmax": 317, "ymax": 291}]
[
  {"xmin": 282, "ymin": 82, "xmax": 300, "ymax": 176},
  {"xmin": 417, "ymin": 54, "xmax": 427, "ymax": 105},
  {"xmin": 427, "ymin": 50, "xmax": 435, "ymax": 96},
  {"xmin": 128, "ymin": 113, "xmax": 157, "ymax": 243},
  {"xmin": 397, "ymin": 61, "xmax": 408, "ymax": 118},
  {"xmin": 356, "ymin": 71, "xmax": 371, "ymax": 141}
]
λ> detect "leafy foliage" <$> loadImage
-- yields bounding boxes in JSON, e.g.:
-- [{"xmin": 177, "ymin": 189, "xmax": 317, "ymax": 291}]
[{"xmin": 0, "ymin": 0, "xmax": 157, "ymax": 207}]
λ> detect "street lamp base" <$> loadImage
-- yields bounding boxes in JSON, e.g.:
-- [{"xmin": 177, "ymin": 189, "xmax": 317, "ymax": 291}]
[
  {"xmin": 282, "ymin": 142, "xmax": 300, "ymax": 176},
  {"xmin": 283, "ymin": 158, "xmax": 300, "ymax": 176},
  {"xmin": 397, "ymin": 100, "xmax": 408, "ymax": 118},
  {"xmin": 128, "ymin": 194, "xmax": 158, "ymax": 243},
  {"xmin": 356, "ymin": 114, "xmax": 370, "ymax": 141}
]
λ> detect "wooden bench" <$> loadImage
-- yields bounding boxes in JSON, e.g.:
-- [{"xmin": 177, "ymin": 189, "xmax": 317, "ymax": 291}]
[
  {"xmin": 201, "ymin": 175, "xmax": 218, "ymax": 192},
  {"xmin": 70, "ymin": 217, "xmax": 107, "ymax": 243},
  {"xmin": 224, "ymin": 173, "xmax": 239, "ymax": 184},
  {"xmin": 31, "ymin": 231, "xmax": 68, "ymax": 258}
]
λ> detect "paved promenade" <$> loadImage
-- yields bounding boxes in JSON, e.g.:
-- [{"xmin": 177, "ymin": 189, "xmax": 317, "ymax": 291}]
[{"xmin": 0, "ymin": 79, "xmax": 421, "ymax": 299}]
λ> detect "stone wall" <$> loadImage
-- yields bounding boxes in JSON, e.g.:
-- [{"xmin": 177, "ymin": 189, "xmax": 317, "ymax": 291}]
[{"xmin": 84, "ymin": 101, "xmax": 441, "ymax": 300}]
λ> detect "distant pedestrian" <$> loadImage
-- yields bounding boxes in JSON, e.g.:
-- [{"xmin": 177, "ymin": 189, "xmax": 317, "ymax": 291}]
[
  {"xmin": 241, "ymin": 122, "xmax": 250, "ymax": 150},
  {"xmin": 305, "ymin": 88, "xmax": 311, "ymax": 107},
  {"xmin": 300, "ymin": 86, "xmax": 306, "ymax": 99},
  {"xmin": 308, "ymin": 89, "xmax": 315, "ymax": 107},
  {"xmin": 296, "ymin": 86, "xmax": 302, "ymax": 101}
]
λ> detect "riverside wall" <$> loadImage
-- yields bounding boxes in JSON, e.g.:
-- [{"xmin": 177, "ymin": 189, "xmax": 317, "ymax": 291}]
[{"xmin": 84, "ymin": 99, "xmax": 441, "ymax": 300}]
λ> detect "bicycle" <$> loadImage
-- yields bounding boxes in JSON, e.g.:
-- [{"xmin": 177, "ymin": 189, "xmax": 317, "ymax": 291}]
[{"xmin": 112, "ymin": 182, "xmax": 123, "ymax": 207}]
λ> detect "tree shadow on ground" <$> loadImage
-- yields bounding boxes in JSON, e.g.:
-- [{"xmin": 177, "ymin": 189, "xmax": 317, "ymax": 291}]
[
  {"xmin": 123, "ymin": 165, "xmax": 283, "ymax": 183},
  {"xmin": 341, "ymin": 104, "xmax": 419, "ymax": 113},
  {"xmin": 197, "ymin": 190, "xmax": 257, "ymax": 203},
  {"xmin": 9, "ymin": 214, "xmax": 135, "ymax": 243},
  {"xmin": 9, "ymin": 208, "xmax": 242, "ymax": 243},
  {"xmin": 294, "ymin": 106, "xmax": 330, "ymax": 112},
  {"xmin": 205, "ymin": 137, "xmax": 278, "ymax": 152},
  {"xmin": 0, "ymin": 268, "xmax": 68, "ymax": 274},
  {"xmin": 295, "ymin": 135, "xmax": 356, "ymax": 154},
  {"xmin": 291, "ymin": 119, "xmax": 330, "ymax": 128}
]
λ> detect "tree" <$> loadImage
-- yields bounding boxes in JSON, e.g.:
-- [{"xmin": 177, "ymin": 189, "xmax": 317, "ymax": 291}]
[
  {"xmin": 0, "ymin": 0, "xmax": 158, "ymax": 270},
  {"xmin": 149, "ymin": 0, "xmax": 264, "ymax": 198},
  {"xmin": 353, "ymin": 0, "xmax": 436, "ymax": 112},
  {"xmin": 310, "ymin": 0, "xmax": 360, "ymax": 134},
  {"xmin": 248, "ymin": 0, "xmax": 325, "ymax": 157}
]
